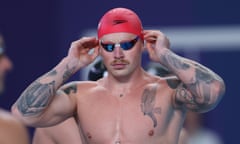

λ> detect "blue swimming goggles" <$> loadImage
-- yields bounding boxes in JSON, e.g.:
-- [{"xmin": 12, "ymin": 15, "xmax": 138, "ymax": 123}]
[{"xmin": 100, "ymin": 36, "xmax": 139, "ymax": 52}]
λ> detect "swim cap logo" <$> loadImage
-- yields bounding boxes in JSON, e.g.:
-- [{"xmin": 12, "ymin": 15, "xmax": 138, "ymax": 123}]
[{"xmin": 112, "ymin": 19, "xmax": 127, "ymax": 25}]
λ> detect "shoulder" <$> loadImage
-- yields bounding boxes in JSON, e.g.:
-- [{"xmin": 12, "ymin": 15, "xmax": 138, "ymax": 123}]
[
  {"xmin": 148, "ymin": 75, "xmax": 186, "ymax": 109},
  {"xmin": 139, "ymin": 74, "xmax": 181, "ymax": 101},
  {"xmin": 60, "ymin": 80, "xmax": 99, "ymax": 94},
  {"xmin": 162, "ymin": 75, "xmax": 181, "ymax": 89},
  {"xmin": 147, "ymin": 73, "xmax": 182, "ymax": 90}
]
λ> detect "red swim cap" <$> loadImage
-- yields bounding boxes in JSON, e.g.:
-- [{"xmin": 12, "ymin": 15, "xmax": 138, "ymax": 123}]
[{"xmin": 97, "ymin": 8, "xmax": 144, "ymax": 40}]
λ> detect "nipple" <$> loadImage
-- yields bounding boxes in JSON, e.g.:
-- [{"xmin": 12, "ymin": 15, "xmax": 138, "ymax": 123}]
[
  {"xmin": 148, "ymin": 129, "xmax": 154, "ymax": 136},
  {"xmin": 86, "ymin": 132, "xmax": 92, "ymax": 139}
]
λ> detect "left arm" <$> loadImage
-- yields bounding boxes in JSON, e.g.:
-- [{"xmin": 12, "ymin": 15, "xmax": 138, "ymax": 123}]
[{"xmin": 144, "ymin": 30, "xmax": 225, "ymax": 112}]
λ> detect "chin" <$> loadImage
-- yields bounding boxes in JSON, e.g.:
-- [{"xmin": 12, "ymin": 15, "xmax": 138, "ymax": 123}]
[{"xmin": 112, "ymin": 69, "xmax": 132, "ymax": 78}]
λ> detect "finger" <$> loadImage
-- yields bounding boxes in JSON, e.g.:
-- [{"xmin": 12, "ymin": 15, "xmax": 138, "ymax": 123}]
[
  {"xmin": 82, "ymin": 38, "xmax": 99, "ymax": 49},
  {"xmin": 74, "ymin": 37, "xmax": 98, "ymax": 49},
  {"xmin": 145, "ymin": 43, "xmax": 158, "ymax": 61},
  {"xmin": 90, "ymin": 46, "xmax": 100, "ymax": 61},
  {"xmin": 145, "ymin": 42, "xmax": 155, "ymax": 55},
  {"xmin": 143, "ymin": 30, "xmax": 152, "ymax": 34},
  {"xmin": 81, "ymin": 48, "xmax": 93, "ymax": 54},
  {"xmin": 145, "ymin": 36, "xmax": 157, "ymax": 43},
  {"xmin": 144, "ymin": 33, "xmax": 157, "ymax": 43},
  {"xmin": 143, "ymin": 30, "xmax": 161, "ymax": 39}
]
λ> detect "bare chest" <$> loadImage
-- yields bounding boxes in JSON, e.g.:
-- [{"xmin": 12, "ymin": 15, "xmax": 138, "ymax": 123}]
[{"xmin": 76, "ymin": 85, "xmax": 181, "ymax": 144}]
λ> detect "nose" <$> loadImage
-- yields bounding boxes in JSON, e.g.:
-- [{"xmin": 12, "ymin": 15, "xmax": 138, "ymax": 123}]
[{"xmin": 113, "ymin": 44, "xmax": 124, "ymax": 59}]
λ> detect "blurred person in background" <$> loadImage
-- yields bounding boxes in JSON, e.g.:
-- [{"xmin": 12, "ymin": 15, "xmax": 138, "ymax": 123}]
[
  {"xmin": 32, "ymin": 117, "xmax": 83, "ymax": 144},
  {"xmin": 0, "ymin": 33, "xmax": 29, "ymax": 144},
  {"xmin": 0, "ymin": 34, "xmax": 12, "ymax": 94},
  {"xmin": 182, "ymin": 111, "xmax": 223, "ymax": 144}
]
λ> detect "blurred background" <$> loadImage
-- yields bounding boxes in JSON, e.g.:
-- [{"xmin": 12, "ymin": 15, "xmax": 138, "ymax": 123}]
[{"xmin": 0, "ymin": 0, "xmax": 239, "ymax": 143}]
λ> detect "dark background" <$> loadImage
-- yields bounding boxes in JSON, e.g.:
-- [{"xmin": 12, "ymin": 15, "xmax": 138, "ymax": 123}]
[{"xmin": 0, "ymin": 0, "xmax": 239, "ymax": 143}]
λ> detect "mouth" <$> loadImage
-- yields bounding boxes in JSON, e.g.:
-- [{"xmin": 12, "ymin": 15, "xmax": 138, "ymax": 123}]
[
  {"xmin": 112, "ymin": 63, "xmax": 127, "ymax": 69},
  {"xmin": 111, "ymin": 60, "xmax": 129, "ymax": 70}
]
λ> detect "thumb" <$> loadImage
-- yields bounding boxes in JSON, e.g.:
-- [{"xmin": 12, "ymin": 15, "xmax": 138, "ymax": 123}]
[
  {"xmin": 145, "ymin": 42, "xmax": 155, "ymax": 56},
  {"xmin": 90, "ymin": 46, "xmax": 100, "ymax": 61}
]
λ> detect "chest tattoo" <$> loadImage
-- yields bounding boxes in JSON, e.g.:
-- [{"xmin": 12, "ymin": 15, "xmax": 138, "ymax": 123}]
[{"xmin": 140, "ymin": 85, "xmax": 161, "ymax": 128}]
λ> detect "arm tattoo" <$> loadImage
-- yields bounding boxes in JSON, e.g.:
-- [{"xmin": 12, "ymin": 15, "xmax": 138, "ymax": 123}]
[
  {"xmin": 173, "ymin": 66, "xmax": 214, "ymax": 109},
  {"xmin": 162, "ymin": 50, "xmax": 222, "ymax": 109},
  {"xmin": 63, "ymin": 65, "xmax": 76, "ymax": 82},
  {"xmin": 141, "ymin": 85, "xmax": 161, "ymax": 128},
  {"xmin": 176, "ymin": 86, "xmax": 195, "ymax": 104},
  {"xmin": 175, "ymin": 85, "xmax": 202, "ymax": 111},
  {"xmin": 161, "ymin": 52, "xmax": 190, "ymax": 70},
  {"xmin": 17, "ymin": 80, "xmax": 55, "ymax": 116},
  {"xmin": 46, "ymin": 70, "xmax": 57, "ymax": 76},
  {"xmin": 187, "ymin": 65, "xmax": 214, "ymax": 104},
  {"xmin": 195, "ymin": 64, "xmax": 215, "ymax": 84},
  {"xmin": 63, "ymin": 84, "xmax": 77, "ymax": 94},
  {"xmin": 166, "ymin": 79, "xmax": 181, "ymax": 89}
]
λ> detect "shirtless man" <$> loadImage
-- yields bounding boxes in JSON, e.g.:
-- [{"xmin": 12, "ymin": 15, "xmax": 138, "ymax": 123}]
[
  {"xmin": 11, "ymin": 7, "xmax": 225, "ymax": 144},
  {"xmin": 0, "ymin": 33, "xmax": 29, "ymax": 144}
]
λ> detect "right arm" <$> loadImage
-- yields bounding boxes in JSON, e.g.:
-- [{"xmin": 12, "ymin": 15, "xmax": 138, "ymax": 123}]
[{"xmin": 11, "ymin": 37, "xmax": 99, "ymax": 127}]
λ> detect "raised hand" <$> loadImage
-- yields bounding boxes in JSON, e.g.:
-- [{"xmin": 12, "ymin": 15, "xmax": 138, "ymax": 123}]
[
  {"xmin": 143, "ymin": 30, "xmax": 170, "ymax": 62},
  {"xmin": 67, "ymin": 37, "xmax": 100, "ymax": 68}
]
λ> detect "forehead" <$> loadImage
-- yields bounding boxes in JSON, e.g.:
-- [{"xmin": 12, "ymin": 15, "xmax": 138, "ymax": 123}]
[{"xmin": 100, "ymin": 32, "xmax": 136, "ymax": 43}]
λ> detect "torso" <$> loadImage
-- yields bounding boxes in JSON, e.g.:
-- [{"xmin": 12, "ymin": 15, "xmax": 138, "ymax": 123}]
[{"xmin": 75, "ymin": 75, "xmax": 186, "ymax": 144}]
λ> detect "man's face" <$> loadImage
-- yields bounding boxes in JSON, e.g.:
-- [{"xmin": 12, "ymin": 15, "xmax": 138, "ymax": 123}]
[
  {"xmin": 0, "ymin": 36, "xmax": 13, "ymax": 94},
  {"xmin": 99, "ymin": 32, "xmax": 143, "ymax": 78}
]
